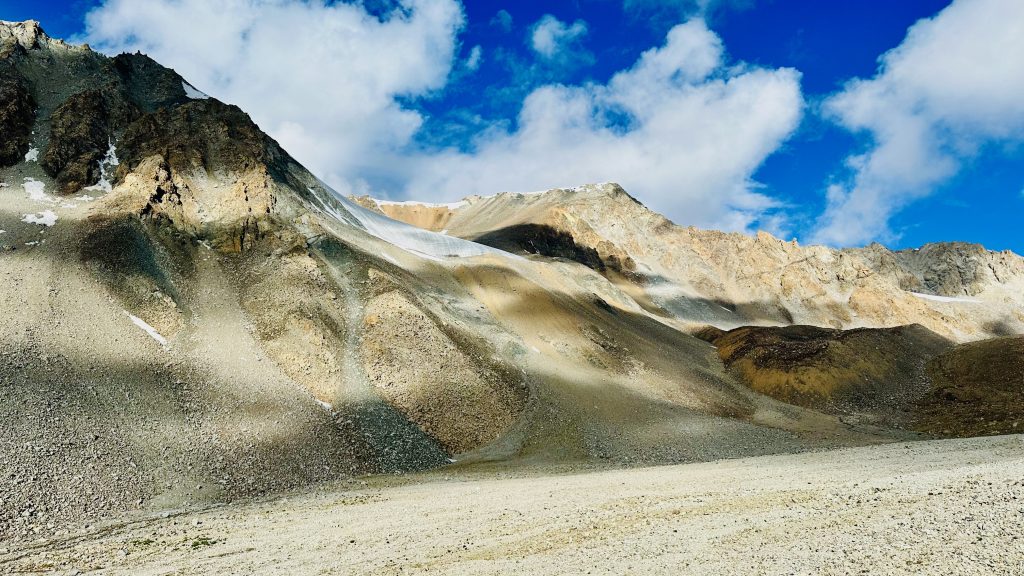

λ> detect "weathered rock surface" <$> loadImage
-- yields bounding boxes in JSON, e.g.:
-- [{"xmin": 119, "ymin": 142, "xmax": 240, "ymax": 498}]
[
  {"xmin": 915, "ymin": 336, "xmax": 1024, "ymax": 437},
  {"xmin": 705, "ymin": 324, "xmax": 952, "ymax": 425},
  {"xmin": 362, "ymin": 289, "xmax": 528, "ymax": 454},
  {"xmin": 0, "ymin": 71, "xmax": 34, "ymax": 167},
  {"xmin": 41, "ymin": 88, "xmax": 122, "ymax": 193},
  {"xmin": 2, "ymin": 18, "xmax": 1022, "ymax": 556}
]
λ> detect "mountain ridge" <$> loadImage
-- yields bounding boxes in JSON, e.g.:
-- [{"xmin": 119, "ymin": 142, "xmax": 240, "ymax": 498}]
[{"xmin": 363, "ymin": 182, "xmax": 1024, "ymax": 341}]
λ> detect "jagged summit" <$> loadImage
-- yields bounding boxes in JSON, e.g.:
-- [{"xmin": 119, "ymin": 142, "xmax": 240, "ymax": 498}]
[{"xmin": 0, "ymin": 19, "xmax": 72, "ymax": 55}]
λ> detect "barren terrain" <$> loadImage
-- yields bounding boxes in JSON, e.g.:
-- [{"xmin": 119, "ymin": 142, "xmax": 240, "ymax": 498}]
[
  {"xmin": 4, "ymin": 435, "xmax": 1024, "ymax": 575},
  {"xmin": 3, "ymin": 20, "xmax": 1024, "ymax": 575}
]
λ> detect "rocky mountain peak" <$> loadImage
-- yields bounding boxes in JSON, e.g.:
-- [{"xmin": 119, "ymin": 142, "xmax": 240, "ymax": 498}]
[{"xmin": 0, "ymin": 19, "xmax": 71, "ymax": 56}]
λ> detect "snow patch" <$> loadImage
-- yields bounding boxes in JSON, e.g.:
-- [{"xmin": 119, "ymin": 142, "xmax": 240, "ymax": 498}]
[
  {"xmin": 21, "ymin": 210, "xmax": 57, "ymax": 226},
  {"xmin": 24, "ymin": 147, "xmax": 38, "ymax": 162},
  {"xmin": 315, "ymin": 399, "xmax": 333, "ymax": 412},
  {"xmin": 182, "ymin": 81, "xmax": 210, "ymax": 100},
  {"xmin": 23, "ymin": 177, "xmax": 49, "ymax": 202},
  {"xmin": 84, "ymin": 141, "xmax": 119, "ymax": 193},
  {"xmin": 375, "ymin": 199, "xmax": 467, "ymax": 210},
  {"xmin": 909, "ymin": 292, "xmax": 981, "ymax": 304},
  {"xmin": 125, "ymin": 312, "xmax": 168, "ymax": 345}
]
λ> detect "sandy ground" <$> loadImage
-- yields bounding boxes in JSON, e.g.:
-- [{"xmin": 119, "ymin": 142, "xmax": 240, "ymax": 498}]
[{"xmin": 4, "ymin": 435, "xmax": 1023, "ymax": 575}]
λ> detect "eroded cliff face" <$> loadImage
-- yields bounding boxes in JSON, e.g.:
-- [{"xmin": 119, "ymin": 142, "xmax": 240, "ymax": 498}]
[{"xmin": 370, "ymin": 183, "xmax": 1024, "ymax": 341}]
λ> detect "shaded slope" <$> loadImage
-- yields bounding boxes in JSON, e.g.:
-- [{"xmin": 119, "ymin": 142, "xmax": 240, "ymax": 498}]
[
  {"xmin": 915, "ymin": 336, "xmax": 1024, "ymax": 437},
  {"xmin": 472, "ymin": 223, "xmax": 620, "ymax": 273},
  {"xmin": 705, "ymin": 324, "xmax": 952, "ymax": 426},
  {"xmin": 0, "ymin": 70, "xmax": 34, "ymax": 167}
]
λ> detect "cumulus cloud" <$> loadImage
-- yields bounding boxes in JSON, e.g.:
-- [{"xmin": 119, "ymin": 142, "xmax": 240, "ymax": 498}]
[
  {"xmin": 81, "ymin": 0, "xmax": 464, "ymax": 194},
  {"xmin": 813, "ymin": 0, "xmax": 1024, "ymax": 246},
  {"xmin": 529, "ymin": 15, "xmax": 588, "ymax": 59},
  {"xmin": 404, "ymin": 20, "xmax": 804, "ymax": 232},
  {"xmin": 82, "ymin": 2, "xmax": 801, "ymax": 232}
]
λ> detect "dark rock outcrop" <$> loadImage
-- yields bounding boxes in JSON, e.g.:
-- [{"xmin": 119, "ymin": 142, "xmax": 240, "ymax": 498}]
[
  {"xmin": 41, "ymin": 88, "xmax": 135, "ymax": 194},
  {"xmin": 915, "ymin": 336, "xmax": 1024, "ymax": 437},
  {"xmin": 473, "ymin": 223, "xmax": 619, "ymax": 273},
  {"xmin": 0, "ymin": 70, "xmax": 35, "ymax": 167},
  {"xmin": 115, "ymin": 98, "xmax": 291, "ymax": 182},
  {"xmin": 111, "ymin": 52, "xmax": 190, "ymax": 113},
  {"xmin": 709, "ymin": 324, "xmax": 952, "ymax": 422}
]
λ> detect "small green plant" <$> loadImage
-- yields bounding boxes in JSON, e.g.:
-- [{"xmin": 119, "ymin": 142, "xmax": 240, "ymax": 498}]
[{"xmin": 190, "ymin": 536, "xmax": 219, "ymax": 549}]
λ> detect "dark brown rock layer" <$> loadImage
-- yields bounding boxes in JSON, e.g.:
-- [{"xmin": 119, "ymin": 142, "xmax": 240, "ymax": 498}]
[{"xmin": 0, "ymin": 70, "xmax": 35, "ymax": 167}]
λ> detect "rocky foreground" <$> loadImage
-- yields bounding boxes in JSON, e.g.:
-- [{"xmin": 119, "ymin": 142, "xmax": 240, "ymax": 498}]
[{"xmin": 3, "ymin": 435, "xmax": 1023, "ymax": 575}]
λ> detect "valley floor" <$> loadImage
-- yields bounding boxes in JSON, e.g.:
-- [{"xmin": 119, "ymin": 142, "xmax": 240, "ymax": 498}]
[{"xmin": 4, "ymin": 435, "xmax": 1024, "ymax": 575}]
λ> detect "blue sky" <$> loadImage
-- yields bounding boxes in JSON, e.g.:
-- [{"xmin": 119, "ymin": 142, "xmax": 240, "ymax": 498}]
[{"xmin": 3, "ymin": 0, "xmax": 1023, "ymax": 253}]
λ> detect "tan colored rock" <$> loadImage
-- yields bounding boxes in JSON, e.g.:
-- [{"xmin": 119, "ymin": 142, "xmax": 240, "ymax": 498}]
[
  {"xmin": 372, "ymin": 183, "xmax": 1024, "ymax": 341},
  {"xmin": 361, "ymin": 290, "xmax": 527, "ymax": 454}
]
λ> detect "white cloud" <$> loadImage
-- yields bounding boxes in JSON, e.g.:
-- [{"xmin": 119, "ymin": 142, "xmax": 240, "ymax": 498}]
[
  {"xmin": 529, "ymin": 15, "xmax": 588, "ymax": 59},
  {"xmin": 81, "ymin": 0, "xmax": 464, "ymax": 194},
  {"xmin": 813, "ymin": 0, "xmax": 1024, "ymax": 246},
  {"xmin": 465, "ymin": 45, "xmax": 482, "ymax": 71},
  {"xmin": 403, "ymin": 20, "xmax": 804, "ymax": 232},
  {"xmin": 81, "ymin": 3, "xmax": 801, "ymax": 232}
]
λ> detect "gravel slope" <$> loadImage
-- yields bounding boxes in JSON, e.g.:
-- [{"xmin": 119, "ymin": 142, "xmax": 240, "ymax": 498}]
[{"xmin": 5, "ymin": 435, "xmax": 1023, "ymax": 575}]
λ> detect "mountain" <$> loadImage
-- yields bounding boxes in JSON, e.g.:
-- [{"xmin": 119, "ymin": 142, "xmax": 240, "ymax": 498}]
[
  {"xmin": 1, "ymin": 20, "xmax": 1021, "ymax": 546},
  {"xmin": 361, "ymin": 183, "xmax": 1024, "ymax": 341}
]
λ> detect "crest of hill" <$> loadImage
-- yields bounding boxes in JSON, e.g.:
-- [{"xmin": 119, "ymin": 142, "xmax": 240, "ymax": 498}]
[{"xmin": 368, "ymin": 183, "xmax": 1024, "ymax": 341}]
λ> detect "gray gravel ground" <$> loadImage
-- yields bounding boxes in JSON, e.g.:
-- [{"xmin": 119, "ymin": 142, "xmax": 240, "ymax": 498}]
[{"xmin": 3, "ymin": 435, "xmax": 1023, "ymax": 575}]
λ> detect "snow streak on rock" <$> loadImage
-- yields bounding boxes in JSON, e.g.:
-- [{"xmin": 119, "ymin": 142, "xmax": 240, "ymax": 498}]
[
  {"xmin": 910, "ymin": 292, "xmax": 981, "ymax": 304},
  {"xmin": 182, "ymin": 81, "xmax": 210, "ymax": 100},
  {"xmin": 84, "ymin": 141, "xmax": 120, "ymax": 193},
  {"xmin": 309, "ymin": 184, "xmax": 513, "ymax": 261},
  {"xmin": 125, "ymin": 312, "xmax": 168, "ymax": 345}
]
